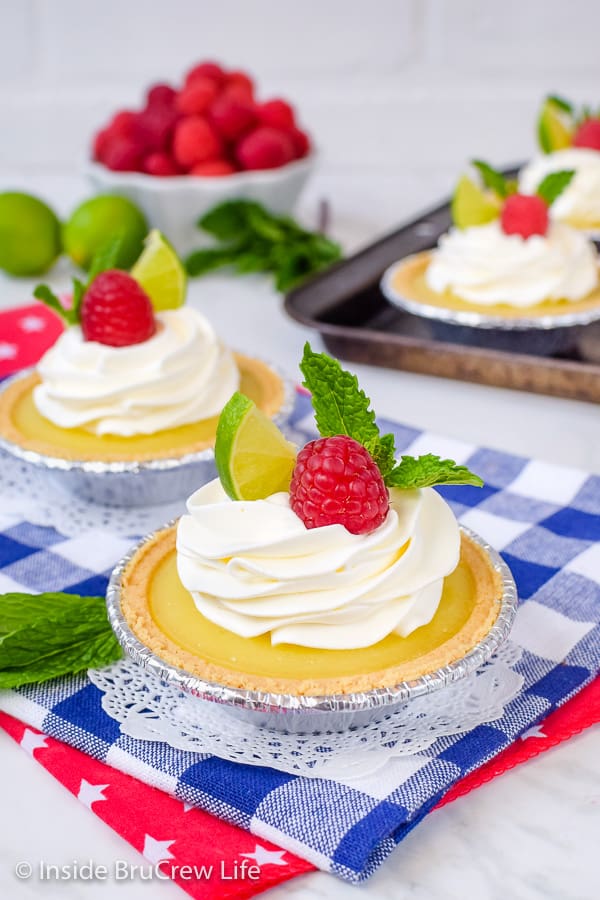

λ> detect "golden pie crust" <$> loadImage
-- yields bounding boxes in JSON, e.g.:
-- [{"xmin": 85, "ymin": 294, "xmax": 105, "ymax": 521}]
[
  {"xmin": 0, "ymin": 353, "xmax": 285, "ymax": 462},
  {"xmin": 389, "ymin": 251, "xmax": 600, "ymax": 320},
  {"xmin": 119, "ymin": 523, "xmax": 505, "ymax": 697}
]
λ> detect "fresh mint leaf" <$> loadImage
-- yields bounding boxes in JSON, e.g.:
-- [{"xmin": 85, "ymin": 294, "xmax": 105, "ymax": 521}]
[
  {"xmin": 0, "ymin": 631, "xmax": 121, "ymax": 689},
  {"xmin": 185, "ymin": 243, "xmax": 247, "ymax": 276},
  {"xmin": 0, "ymin": 591, "xmax": 97, "ymax": 634},
  {"xmin": 386, "ymin": 454, "xmax": 484, "ymax": 490},
  {"xmin": 547, "ymin": 94, "xmax": 573, "ymax": 114},
  {"xmin": 33, "ymin": 284, "xmax": 75, "ymax": 326},
  {"xmin": 198, "ymin": 201, "xmax": 258, "ymax": 240},
  {"xmin": 365, "ymin": 432, "xmax": 397, "ymax": 481},
  {"xmin": 87, "ymin": 235, "xmax": 125, "ymax": 282},
  {"xmin": 472, "ymin": 160, "xmax": 509, "ymax": 198},
  {"xmin": 300, "ymin": 343, "xmax": 382, "ymax": 445},
  {"xmin": 536, "ymin": 169, "xmax": 575, "ymax": 206},
  {"xmin": 188, "ymin": 200, "xmax": 342, "ymax": 292},
  {"xmin": 0, "ymin": 591, "xmax": 121, "ymax": 688}
]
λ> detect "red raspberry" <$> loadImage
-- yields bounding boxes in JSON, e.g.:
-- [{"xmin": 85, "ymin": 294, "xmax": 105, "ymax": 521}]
[
  {"xmin": 258, "ymin": 99, "xmax": 295, "ymax": 130},
  {"xmin": 93, "ymin": 128, "xmax": 111, "ymax": 162},
  {"xmin": 210, "ymin": 94, "xmax": 257, "ymax": 141},
  {"xmin": 81, "ymin": 271, "xmax": 156, "ymax": 347},
  {"xmin": 176, "ymin": 78, "xmax": 219, "ymax": 115},
  {"xmin": 102, "ymin": 136, "xmax": 144, "ymax": 172},
  {"xmin": 173, "ymin": 116, "xmax": 222, "ymax": 169},
  {"xmin": 146, "ymin": 83, "xmax": 177, "ymax": 107},
  {"xmin": 225, "ymin": 71, "xmax": 254, "ymax": 101},
  {"xmin": 289, "ymin": 436, "xmax": 389, "ymax": 535},
  {"xmin": 500, "ymin": 194, "xmax": 549, "ymax": 239},
  {"xmin": 134, "ymin": 106, "xmax": 178, "ymax": 152},
  {"xmin": 573, "ymin": 118, "xmax": 600, "ymax": 150},
  {"xmin": 288, "ymin": 126, "xmax": 311, "ymax": 159},
  {"xmin": 109, "ymin": 110, "xmax": 138, "ymax": 138},
  {"xmin": 190, "ymin": 159, "xmax": 236, "ymax": 176},
  {"xmin": 185, "ymin": 61, "xmax": 225, "ymax": 87},
  {"xmin": 236, "ymin": 126, "xmax": 295, "ymax": 170},
  {"xmin": 143, "ymin": 151, "xmax": 181, "ymax": 176}
]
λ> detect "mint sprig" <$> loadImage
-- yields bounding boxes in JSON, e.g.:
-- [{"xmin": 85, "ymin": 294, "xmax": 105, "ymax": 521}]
[
  {"xmin": 301, "ymin": 344, "xmax": 483, "ymax": 491},
  {"xmin": 471, "ymin": 160, "xmax": 511, "ymax": 199},
  {"xmin": 386, "ymin": 454, "xmax": 484, "ymax": 489},
  {"xmin": 536, "ymin": 169, "xmax": 575, "ymax": 206},
  {"xmin": 34, "ymin": 235, "xmax": 125, "ymax": 327},
  {"xmin": 0, "ymin": 591, "xmax": 121, "ymax": 688},
  {"xmin": 185, "ymin": 200, "xmax": 342, "ymax": 292}
]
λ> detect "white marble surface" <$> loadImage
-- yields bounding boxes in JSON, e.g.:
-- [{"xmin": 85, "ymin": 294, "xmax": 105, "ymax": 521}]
[{"xmin": 1, "ymin": 169, "xmax": 599, "ymax": 900}]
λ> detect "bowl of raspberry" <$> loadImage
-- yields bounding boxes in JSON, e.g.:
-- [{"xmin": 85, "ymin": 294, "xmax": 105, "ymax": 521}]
[{"xmin": 86, "ymin": 61, "xmax": 315, "ymax": 255}]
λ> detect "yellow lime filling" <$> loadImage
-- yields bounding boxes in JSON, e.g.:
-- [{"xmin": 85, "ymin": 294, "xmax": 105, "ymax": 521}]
[
  {"xmin": 7, "ymin": 357, "xmax": 279, "ymax": 458},
  {"xmin": 148, "ymin": 549, "xmax": 477, "ymax": 681},
  {"xmin": 392, "ymin": 253, "xmax": 600, "ymax": 319}
]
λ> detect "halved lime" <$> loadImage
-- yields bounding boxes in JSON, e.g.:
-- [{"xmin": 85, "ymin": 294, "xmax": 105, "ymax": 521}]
[
  {"xmin": 130, "ymin": 229, "xmax": 186, "ymax": 310},
  {"xmin": 451, "ymin": 174, "xmax": 502, "ymax": 229},
  {"xmin": 537, "ymin": 98, "xmax": 574, "ymax": 153},
  {"xmin": 215, "ymin": 392, "xmax": 297, "ymax": 501}
]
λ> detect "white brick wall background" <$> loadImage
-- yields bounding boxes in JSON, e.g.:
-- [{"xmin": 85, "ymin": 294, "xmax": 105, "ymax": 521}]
[{"xmin": 2, "ymin": 0, "xmax": 600, "ymax": 174}]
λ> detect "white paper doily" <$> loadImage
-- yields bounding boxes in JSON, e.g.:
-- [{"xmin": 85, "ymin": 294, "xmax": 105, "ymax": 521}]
[
  {"xmin": 89, "ymin": 642, "xmax": 523, "ymax": 779},
  {"xmin": 0, "ymin": 450, "xmax": 186, "ymax": 538}
]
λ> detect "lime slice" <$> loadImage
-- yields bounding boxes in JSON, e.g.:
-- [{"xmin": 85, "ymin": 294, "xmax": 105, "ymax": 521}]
[
  {"xmin": 130, "ymin": 229, "xmax": 186, "ymax": 311},
  {"xmin": 537, "ymin": 98, "xmax": 574, "ymax": 153},
  {"xmin": 451, "ymin": 174, "xmax": 502, "ymax": 229},
  {"xmin": 215, "ymin": 392, "xmax": 297, "ymax": 501}
]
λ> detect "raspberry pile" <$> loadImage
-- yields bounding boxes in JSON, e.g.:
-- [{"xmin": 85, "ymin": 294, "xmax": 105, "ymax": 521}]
[
  {"xmin": 289, "ymin": 435, "xmax": 389, "ymax": 535},
  {"xmin": 93, "ymin": 61, "xmax": 311, "ymax": 176},
  {"xmin": 500, "ymin": 193, "xmax": 549, "ymax": 239},
  {"xmin": 81, "ymin": 270, "xmax": 156, "ymax": 347}
]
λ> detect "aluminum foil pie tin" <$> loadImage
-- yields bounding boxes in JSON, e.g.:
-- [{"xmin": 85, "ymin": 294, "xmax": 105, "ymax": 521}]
[
  {"xmin": 0, "ymin": 365, "xmax": 295, "ymax": 508},
  {"xmin": 380, "ymin": 258, "xmax": 600, "ymax": 355},
  {"xmin": 106, "ymin": 525, "xmax": 518, "ymax": 733}
]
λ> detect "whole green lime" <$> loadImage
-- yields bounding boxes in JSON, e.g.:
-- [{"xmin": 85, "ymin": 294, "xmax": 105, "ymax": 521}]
[
  {"xmin": 63, "ymin": 195, "xmax": 148, "ymax": 271},
  {"xmin": 0, "ymin": 192, "xmax": 62, "ymax": 276}
]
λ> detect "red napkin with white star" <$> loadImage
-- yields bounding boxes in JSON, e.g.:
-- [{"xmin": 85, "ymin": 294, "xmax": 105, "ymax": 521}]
[
  {"xmin": 0, "ymin": 302, "xmax": 64, "ymax": 378},
  {"xmin": 2, "ymin": 678, "xmax": 598, "ymax": 899}
]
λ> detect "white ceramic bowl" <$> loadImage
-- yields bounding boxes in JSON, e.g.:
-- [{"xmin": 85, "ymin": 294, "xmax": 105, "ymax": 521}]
[{"xmin": 86, "ymin": 156, "xmax": 316, "ymax": 256}]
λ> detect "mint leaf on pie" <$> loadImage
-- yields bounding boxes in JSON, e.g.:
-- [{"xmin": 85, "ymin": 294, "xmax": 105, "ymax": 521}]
[
  {"xmin": 0, "ymin": 592, "xmax": 121, "ymax": 688},
  {"xmin": 547, "ymin": 95, "xmax": 574, "ymax": 115},
  {"xmin": 300, "ymin": 343, "xmax": 382, "ymax": 446},
  {"xmin": 301, "ymin": 344, "xmax": 483, "ymax": 491},
  {"xmin": 386, "ymin": 454, "xmax": 484, "ymax": 490},
  {"xmin": 536, "ymin": 170, "xmax": 575, "ymax": 206},
  {"xmin": 472, "ymin": 160, "xmax": 511, "ymax": 199}
]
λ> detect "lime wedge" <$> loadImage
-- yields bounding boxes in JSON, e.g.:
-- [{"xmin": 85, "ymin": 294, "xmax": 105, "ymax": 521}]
[
  {"xmin": 130, "ymin": 229, "xmax": 186, "ymax": 310},
  {"xmin": 537, "ymin": 98, "xmax": 574, "ymax": 153},
  {"xmin": 451, "ymin": 174, "xmax": 502, "ymax": 229},
  {"xmin": 215, "ymin": 392, "xmax": 297, "ymax": 501}
]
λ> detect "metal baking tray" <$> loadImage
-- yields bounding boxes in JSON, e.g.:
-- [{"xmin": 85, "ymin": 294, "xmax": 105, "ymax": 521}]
[{"xmin": 285, "ymin": 183, "xmax": 600, "ymax": 403}]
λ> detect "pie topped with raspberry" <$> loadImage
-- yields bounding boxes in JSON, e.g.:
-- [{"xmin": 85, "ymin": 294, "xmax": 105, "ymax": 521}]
[
  {"xmin": 383, "ymin": 160, "xmax": 600, "ymax": 324},
  {"xmin": 0, "ymin": 235, "xmax": 287, "ymax": 463},
  {"xmin": 113, "ymin": 345, "xmax": 511, "ymax": 697}
]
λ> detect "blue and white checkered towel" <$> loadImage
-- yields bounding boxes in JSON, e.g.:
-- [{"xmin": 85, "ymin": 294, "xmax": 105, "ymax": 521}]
[{"xmin": 1, "ymin": 392, "xmax": 599, "ymax": 883}]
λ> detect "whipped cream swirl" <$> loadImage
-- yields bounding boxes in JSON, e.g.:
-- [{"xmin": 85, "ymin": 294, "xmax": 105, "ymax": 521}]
[
  {"xmin": 176, "ymin": 479, "xmax": 460, "ymax": 650},
  {"xmin": 426, "ymin": 220, "xmax": 598, "ymax": 307},
  {"xmin": 519, "ymin": 148, "xmax": 600, "ymax": 230},
  {"xmin": 34, "ymin": 308, "xmax": 239, "ymax": 436}
]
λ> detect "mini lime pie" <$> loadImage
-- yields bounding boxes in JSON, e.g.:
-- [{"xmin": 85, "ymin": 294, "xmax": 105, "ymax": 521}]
[
  {"xmin": 113, "ymin": 346, "xmax": 514, "ymax": 710},
  {"xmin": 383, "ymin": 161, "xmax": 600, "ymax": 327},
  {"xmin": 519, "ymin": 95, "xmax": 600, "ymax": 233},
  {"xmin": 0, "ymin": 231, "xmax": 289, "ymax": 505}
]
